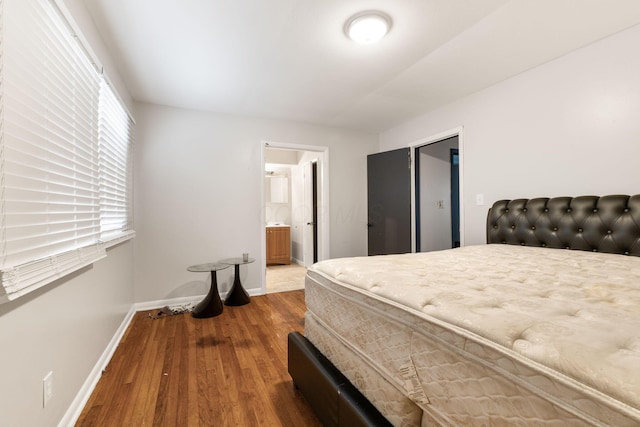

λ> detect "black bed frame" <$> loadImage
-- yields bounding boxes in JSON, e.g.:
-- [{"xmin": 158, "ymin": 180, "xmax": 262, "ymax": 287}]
[
  {"xmin": 288, "ymin": 194, "xmax": 640, "ymax": 426},
  {"xmin": 288, "ymin": 332, "xmax": 392, "ymax": 427}
]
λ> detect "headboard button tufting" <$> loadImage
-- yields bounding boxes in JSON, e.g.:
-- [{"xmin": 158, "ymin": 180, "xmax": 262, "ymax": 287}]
[{"xmin": 486, "ymin": 195, "xmax": 639, "ymax": 257}]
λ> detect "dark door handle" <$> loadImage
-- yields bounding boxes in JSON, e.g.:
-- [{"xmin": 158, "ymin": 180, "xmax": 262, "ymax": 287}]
[
  {"xmin": 367, "ymin": 223, "xmax": 373, "ymax": 228},
  {"xmin": 307, "ymin": 222, "xmax": 315, "ymax": 226}
]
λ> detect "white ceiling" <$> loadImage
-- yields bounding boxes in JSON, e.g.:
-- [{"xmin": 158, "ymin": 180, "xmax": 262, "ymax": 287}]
[{"xmin": 83, "ymin": 0, "xmax": 640, "ymax": 133}]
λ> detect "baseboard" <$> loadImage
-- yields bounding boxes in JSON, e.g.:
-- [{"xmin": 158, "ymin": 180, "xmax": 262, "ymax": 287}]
[
  {"xmin": 58, "ymin": 306, "xmax": 137, "ymax": 427},
  {"xmin": 134, "ymin": 287, "xmax": 265, "ymax": 311},
  {"xmin": 59, "ymin": 288, "xmax": 266, "ymax": 426},
  {"xmin": 133, "ymin": 295, "xmax": 204, "ymax": 311}
]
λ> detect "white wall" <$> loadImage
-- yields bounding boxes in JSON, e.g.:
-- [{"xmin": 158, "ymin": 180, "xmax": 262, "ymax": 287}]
[
  {"xmin": 0, "ymin": 2, "xmax": 136, "ymax": 426},
  {"xmin": 381, "ymin": 24, "xmax": 640, "ymax": 246},
  {"xmin": 290, "ymin": 163, "xmax": 305, "ymax": 262},
  {"xmin": 418, "ymin": 137, "xmax": 459, "ymax": 252},
  {"xmin": 134, "ymin": 103, "xmax": 377, "ymax": 303},
  {"xmin": 0, "ymin": 243, "xmax": 134, "ymax": 427}
]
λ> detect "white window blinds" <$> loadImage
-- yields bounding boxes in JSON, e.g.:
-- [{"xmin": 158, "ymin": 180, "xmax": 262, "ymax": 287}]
[
  {"xmin": 0, "ymin": 0, "xmax": 135, "ymax": 302},
  {"xmin": 99, "ymin": 79, "xmax": 135, "ymax": 243}
]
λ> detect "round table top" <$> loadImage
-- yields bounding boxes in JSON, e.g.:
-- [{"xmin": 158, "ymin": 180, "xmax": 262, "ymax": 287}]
[
  {"xmin": 187, "ymin": 262, "xmax": 230, "ymax": 273},
  {"xmin": 219, "ymin": 257, "xmax": 255, "ymax": 266}
]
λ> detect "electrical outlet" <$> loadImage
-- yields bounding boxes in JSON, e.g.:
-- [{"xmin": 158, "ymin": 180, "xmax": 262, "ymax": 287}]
[
  {"xmin": 476, "ymin": 194, "xmax": 485, "ymax": 206},
  {"xmin": 43, "ymin": 371, "xmax": 53, "ymax": 407}
]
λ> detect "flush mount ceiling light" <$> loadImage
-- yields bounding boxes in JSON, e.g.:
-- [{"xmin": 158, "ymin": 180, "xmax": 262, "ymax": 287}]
[{"xmin": 345, "ymin": 11, "xmax": 391, "ymax": 44}]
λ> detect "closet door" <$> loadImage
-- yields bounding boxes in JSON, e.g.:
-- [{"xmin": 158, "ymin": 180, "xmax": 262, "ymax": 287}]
[{"xmin": 367, "ymin": 148, "xmax": 412, "ymax": 255}]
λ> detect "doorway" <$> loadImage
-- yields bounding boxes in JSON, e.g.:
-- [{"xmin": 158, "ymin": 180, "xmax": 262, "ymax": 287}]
[
  {"xmin": 261, "ymin": 141, "xmax": 329, "ymax": 294},
  {"xmin": 414, "ymin": 135, "xmax": 461, "ymax": 252}
]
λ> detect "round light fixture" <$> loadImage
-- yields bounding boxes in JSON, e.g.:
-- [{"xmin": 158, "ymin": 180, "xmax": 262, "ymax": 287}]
[{"xmin": 345, "ymin": 11, "xmax": 391, "ymax": 45}]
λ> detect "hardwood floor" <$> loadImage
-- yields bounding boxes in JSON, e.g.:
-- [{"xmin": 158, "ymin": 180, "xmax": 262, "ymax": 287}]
[{"xmin": 76, "ymin": 290, "xmax": 321, "ymax": 426}]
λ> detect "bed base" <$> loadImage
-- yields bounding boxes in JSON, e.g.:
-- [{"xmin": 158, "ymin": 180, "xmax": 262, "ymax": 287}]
[
  {"xmin": 287, "ymin": 332, "xmax": 391, "ymax": 427},
  {"xmin": 288, "ymin": 194, "xmax": 640, "ymax": 426}
]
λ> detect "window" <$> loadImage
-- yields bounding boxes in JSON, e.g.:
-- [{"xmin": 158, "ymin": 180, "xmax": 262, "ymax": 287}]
[
  {"xmin": 99, "ymin": 79, "xmax": 135, "ymax": 244},
  {"xmin": 0, "ymin": 0, "xmax": 135, "ymax": 302}
]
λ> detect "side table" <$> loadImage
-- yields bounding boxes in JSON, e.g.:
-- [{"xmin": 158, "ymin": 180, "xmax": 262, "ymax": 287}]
[
  {"xmin": 187, "ymin": 263, "xmax": 230, "ymax": 318},
  {"xmin": 219, "ymin": 257, "xmax": 255, "ymax": 306}
]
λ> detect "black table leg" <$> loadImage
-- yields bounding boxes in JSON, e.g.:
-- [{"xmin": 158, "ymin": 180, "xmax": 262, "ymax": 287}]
[
  {"xmin": 225, "ymin": 264, "xmax": 250, "ymax": 306},
  {"xmin": 192, "ymin": 271, "xmax": 223, "ymax": 318}
]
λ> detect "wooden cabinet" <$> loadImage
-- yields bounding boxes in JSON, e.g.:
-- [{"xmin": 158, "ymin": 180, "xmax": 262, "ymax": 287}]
[{"xmin": 266, "ymin": 226, "xmax": 291, "ymax": 265}]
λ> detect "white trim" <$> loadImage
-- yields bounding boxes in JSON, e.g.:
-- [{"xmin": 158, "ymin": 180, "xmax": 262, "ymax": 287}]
[
  {"xmin": 101, "ymin": 231, "xmax": 137, "ymax": 250},
  {"xmin": 58, "ymin": 305, "xmax": 136, "ymax": 427},
  {"xmin": 133, "ymin": 296, "xmax": 203, "ymax": 312},
  {"xmin": 408, "ymin": 126, "xmax": 465, "ymax": 252},
  {"xmin": 131, "ymin": 287, "xmax": 266, "ymax": 312},
  {"xmin": 290, "ymin": 257, "xmax": 304, "ymax": 266},
  {"xmin": 260, "ymin": 144, "xmax": 267, "ymax": 296},
  {"xmin": 260, "ymin": 140, "xmax": 330, "ymax": 294}
]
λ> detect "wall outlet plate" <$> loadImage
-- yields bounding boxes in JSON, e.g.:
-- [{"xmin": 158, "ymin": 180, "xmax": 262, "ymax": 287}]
[{"xmin": 43, "ymin": 371, "xmax": 53, "ymax": 407}]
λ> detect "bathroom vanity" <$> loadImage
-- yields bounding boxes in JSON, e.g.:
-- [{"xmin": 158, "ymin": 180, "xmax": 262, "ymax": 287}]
[{"xmin": 266, "ymin": 225, "xmax": 291, "ymax": 265}]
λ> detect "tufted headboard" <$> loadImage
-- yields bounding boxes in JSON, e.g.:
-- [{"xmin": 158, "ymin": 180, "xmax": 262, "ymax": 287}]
[{"xmin": 486, "ymin": 195, "xmax": 640, "ymax": 256}]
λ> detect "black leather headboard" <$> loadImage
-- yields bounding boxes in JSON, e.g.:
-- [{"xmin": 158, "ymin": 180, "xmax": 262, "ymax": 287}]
[{"xmin": 487, "ymin": 195, "xmax": 640, "ymax": 256}]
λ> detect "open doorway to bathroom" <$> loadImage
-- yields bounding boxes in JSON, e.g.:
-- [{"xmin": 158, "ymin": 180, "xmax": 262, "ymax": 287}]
[{"xmin": 262, "ymin": 142, "xmax": 329, "ymax": 294}]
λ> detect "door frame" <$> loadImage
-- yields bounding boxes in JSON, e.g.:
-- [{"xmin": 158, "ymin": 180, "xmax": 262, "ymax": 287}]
[
  {"xmin": 260, "ymin": 140, "xmax": 330, "ymax": 293},
  {"xmin": 408, "ymin": 126, "xmax": 464, "ymax": 253}
]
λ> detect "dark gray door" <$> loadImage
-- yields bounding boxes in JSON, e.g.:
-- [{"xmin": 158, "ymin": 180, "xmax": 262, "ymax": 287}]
[{"xmin": 367, "ymin": 148, "xmax": 412, "ymax": 255}]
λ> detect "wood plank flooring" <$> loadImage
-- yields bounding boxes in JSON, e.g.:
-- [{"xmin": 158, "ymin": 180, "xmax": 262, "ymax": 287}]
[{"xmin": 76, "ymin": 290, "xmax": 321, "ymax": 426}]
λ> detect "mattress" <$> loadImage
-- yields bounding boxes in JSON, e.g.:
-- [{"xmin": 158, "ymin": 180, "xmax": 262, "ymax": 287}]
[{"xmin": 304, "ymin": 245, "xmax": 640, "ymax": 426}]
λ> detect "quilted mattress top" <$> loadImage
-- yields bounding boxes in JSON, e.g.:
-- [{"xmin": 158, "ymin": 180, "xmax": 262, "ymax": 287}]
[{"xmin": 309, "ymin": 245, "xmax": 640, "ymax": 412}]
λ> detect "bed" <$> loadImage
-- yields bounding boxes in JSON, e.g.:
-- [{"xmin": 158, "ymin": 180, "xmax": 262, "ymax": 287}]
[{"xmin": 288, "ymin": 194, "xmax": 640, "ymax": 426}]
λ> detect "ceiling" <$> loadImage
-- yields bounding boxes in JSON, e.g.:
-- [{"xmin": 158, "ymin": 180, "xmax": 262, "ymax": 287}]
[{"xmin": 82, "ymin": 0, "xmax": 640, "ymax": 133}]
